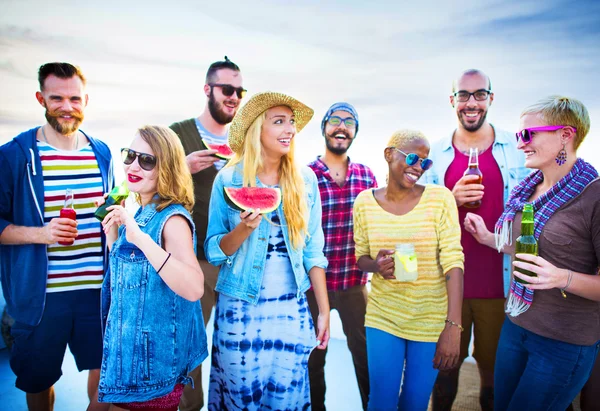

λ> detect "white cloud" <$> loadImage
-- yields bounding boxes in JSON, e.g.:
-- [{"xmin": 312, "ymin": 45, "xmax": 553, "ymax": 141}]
[{"xmin": 1, "ymin": 0, "xmax": 599, "ymax": 183}]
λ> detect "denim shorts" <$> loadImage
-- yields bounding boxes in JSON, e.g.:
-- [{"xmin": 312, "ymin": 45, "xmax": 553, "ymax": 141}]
[{"xmin": 9, "ymin": 289, "xmax": 103, "ymax": 393}]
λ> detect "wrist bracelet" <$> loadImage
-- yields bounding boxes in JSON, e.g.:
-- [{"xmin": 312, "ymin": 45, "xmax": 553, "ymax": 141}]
[
  {"xmin": 445, "ymin": 319, "xmax": 464, "ymax": 332},
  {"xmin": 157, "ymin": 252, "xmax": 171, "ymax": 274},
  {"xmin": 560, "ymin": 269, "xmax": 573, "ymax": 298}
]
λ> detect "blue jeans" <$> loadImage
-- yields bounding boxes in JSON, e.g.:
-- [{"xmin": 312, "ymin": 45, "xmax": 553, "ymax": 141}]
[
  {"xmin": 366, "ymin": 327, "xmax": 438, "ymax": 411},
  {"xmin": 494, "ymin": 317, "xmax": 599, "ymax": 411}
]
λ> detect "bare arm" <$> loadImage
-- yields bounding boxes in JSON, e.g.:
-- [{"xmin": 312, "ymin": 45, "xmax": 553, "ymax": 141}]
[
  {"xmin": 308, "ymin": 266, "xmax": 330, "ymax": 350},
  {"xmin": 186, "ymin": 150, "xmax": 219, "ymax": 174},
  {"xmin": 513, "ymin": 254, "xmax": 600, "ymax": 301},
  {"xmin": 0, "ymin": 219, "xmax": 77, "ymax": 245},
  {"xmin": 218, "ymin": 210, "xmax": 261, "ymax": 256},
  {"xmin": 452, "ymin": 175, "xmax": 484, "ymax": 207},
  {"xmin": 102, "ymin": 206, "xmax": 204, "ymax": 301},
  {"xmin": 464, "ymin": 212, "xmax": 515, "ymax": 255},
  {"xmin": 357, "ymin": 249, "xmax": 395, "ymax": 280},
  {"xmin": 433, "ymin": 267, "xmax": 463, "ymax": 370}
]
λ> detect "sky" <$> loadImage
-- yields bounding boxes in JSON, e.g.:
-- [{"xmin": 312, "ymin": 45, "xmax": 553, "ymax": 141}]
[{"xmin": 1, "ymin": 0, "xmax": 600, "ymax": 183}]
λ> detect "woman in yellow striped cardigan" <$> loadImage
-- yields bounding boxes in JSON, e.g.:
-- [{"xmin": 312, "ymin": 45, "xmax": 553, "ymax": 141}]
[{"xmin": 353, "ymin": 129, "xmax": 464, "ymax": 410}]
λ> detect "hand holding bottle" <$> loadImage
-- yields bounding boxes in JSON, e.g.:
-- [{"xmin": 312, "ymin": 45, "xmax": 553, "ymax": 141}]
[
  {"xmin": 43, "ymin": 218, "xmax": 77, "ymax": 245},
  {"xmin": 459, "ymin": 147, "xmax": 484, "ymax": 208},
  {"xmin": 94, "ymin": 181, "xmax": 130, "ymax": 221},
  {"xmin": 513, "ymin": 254, "xmax": 571, "ymax": 291},
  {"xmin": 452, "ymin": 175, "xmax": 485, "ymax": 207}
]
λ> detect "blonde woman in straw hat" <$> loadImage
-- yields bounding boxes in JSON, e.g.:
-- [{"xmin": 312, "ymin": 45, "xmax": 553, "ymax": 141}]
[{"xmin": 204, "ymin": 92, "xmax": 330, "ymax": 410}]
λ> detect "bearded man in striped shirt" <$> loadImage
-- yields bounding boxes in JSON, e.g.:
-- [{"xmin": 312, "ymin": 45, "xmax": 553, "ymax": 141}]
[{"xmin": 0, "ymin": 62, "xmax": 113, "ymax": 411}]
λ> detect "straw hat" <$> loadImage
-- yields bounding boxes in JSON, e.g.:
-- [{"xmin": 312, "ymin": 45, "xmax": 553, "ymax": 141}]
[{"xmin": 228, "ymin": 91, "xmax": 314, "ymax": 153}]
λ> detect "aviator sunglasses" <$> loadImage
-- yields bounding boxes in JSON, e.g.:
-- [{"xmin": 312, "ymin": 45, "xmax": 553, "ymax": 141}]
[
  {"xmin": 515, "ymin": 125, "xmax": 576, "ymax": 145},
  {"xmin": 121, "ymin": 148, "xmax": 157, "ymax": 171},
  {"xmin": 390, "ymin": 147, "xmax": 433, "ymax": 171},
  {"xmin": 209, "ymin": 83, "xmax": 247, "ymax": 99}
]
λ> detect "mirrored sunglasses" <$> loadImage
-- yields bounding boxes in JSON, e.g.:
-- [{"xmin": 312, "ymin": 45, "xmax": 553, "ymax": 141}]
[
  {"xmin": 209, "ymin": 83, "xmax": 247, "ymax": 99},
  {"xmin": 515, "ymin": 125, "xmax": 576, "ymax": 145},
  {"xmin": 328, "ymin": 115, "xmax": 357, "ymax": 128},
  {"xmin": 391, "ymin": 147, "xmax": 433, "ymax": 170},
  {"xmin": 121, "ymin": 148, "xmax": 157, "ymax": 171}
]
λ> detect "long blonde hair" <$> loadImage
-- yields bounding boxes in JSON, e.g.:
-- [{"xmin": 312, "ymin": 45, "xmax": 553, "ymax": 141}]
[
  {"xmin": 137, "ymin": 125, "xmax": 195, "ymax": 212},
  {"xmin": 228, "ymin": 110, "xmax": 308, "ymax": 249}
]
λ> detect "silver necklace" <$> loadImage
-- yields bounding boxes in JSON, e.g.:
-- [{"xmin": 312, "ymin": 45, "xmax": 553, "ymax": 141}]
[{"xmin": 41, "ymin": 126, "xmax": 78, "ymax": 150}]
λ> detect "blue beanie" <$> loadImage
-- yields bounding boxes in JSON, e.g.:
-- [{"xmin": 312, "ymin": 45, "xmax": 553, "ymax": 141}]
[{"xmin": 321, "ymin": 102, "xmax": 359, "ymax": 137}]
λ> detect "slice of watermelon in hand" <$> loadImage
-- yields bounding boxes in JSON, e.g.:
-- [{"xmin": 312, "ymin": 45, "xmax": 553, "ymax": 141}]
[
  {"xmin": 224, "ymin": 187, "xmax": 282, "ymax": 214},
  {"xmin": 202, "ymin": 138, "xmax": 234, "ymax": 160}
]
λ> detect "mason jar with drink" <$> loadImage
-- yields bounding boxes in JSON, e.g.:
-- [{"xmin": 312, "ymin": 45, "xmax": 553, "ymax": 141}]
[
  {"xmin": 463, "ymin": 147, "xmax": 483, "ymax": 208},
  {"xmin": 394, "ymin": 243, "xmax": 418, "ymax": 282}
]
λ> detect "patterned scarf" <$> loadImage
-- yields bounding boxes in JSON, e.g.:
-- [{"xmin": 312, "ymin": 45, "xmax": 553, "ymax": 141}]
[{"xmin": 495, "ymin": 158, "xmax": 598, "ymax": 316}]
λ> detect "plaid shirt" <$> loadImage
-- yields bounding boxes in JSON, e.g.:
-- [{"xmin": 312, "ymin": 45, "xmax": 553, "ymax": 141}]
[{"xmin": 308, "ymin": 156, "xmax": 378, "ymax": 291}]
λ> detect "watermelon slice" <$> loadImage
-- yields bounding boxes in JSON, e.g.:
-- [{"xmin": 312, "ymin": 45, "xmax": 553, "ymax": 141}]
[
  {"xmin": 224, "ymin": 187, "xmax": 282, "ymax": 214},
  {"xmin": 202, "ymin": 138, "xmax": 234, "ymax": 160}
]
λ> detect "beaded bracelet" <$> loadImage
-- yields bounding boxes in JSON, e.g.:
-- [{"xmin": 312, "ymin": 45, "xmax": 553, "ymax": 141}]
[
  {"xmin": 560, "ymin": 269, "xmax": 573, "ymax": 298},
  {"xmin": 445, "ymin": 319, "xmax": 464, "ymax": 332},
  {"xmin": 157, "ymin": 252, "xmax": 171, "ymax": 274}
]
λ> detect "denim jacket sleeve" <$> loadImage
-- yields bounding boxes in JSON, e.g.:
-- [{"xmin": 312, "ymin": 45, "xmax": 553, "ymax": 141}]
[
  {"xmin": 204, "ymin": 171, "xmax": 233, "ymax": 266},
  {"xmin": 302, "ymin": 169, "xmax": 328, "ymax": 273}
]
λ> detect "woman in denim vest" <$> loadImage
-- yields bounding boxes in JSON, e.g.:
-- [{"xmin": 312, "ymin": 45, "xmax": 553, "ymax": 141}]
[
  {"xmin": 205, "ymin": 92, "xmax": 330, "ymax": 410},
  {"xmin": 97, "ymin": 125, "xmax": 208, "ymax": 410}
]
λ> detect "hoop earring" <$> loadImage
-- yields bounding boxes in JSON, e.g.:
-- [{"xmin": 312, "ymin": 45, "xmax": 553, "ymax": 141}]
[{"xmin": 555, "ymin": 142, "xmax": 567, "ymax": 166}]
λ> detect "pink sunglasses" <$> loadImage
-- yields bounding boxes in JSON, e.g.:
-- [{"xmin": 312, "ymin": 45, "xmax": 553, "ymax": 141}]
[{"xmin": 516, "ymin": 125, "xmax": 576, "ymax": 144}]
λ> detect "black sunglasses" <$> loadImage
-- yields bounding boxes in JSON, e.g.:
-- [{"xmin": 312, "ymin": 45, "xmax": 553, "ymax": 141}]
[
  {"xmin": 121, "ymin": 148, "xmax": 157, "ymax": 171},
  {"xmin": 209, "ymin": 83, "xmax": 247, "ymax": 99}
]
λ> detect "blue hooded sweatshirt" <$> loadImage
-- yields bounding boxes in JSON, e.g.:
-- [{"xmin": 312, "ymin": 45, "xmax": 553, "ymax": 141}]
[{"xmin": 0, "ymin": 127, "xmax": 114, "ymax": 326}]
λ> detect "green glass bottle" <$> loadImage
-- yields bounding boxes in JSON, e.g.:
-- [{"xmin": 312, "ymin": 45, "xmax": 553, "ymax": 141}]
[
  {"xmin": 94, "ymin": 181, "xmax": 130, "ymax": 221},
  {"xmin": 514, "ymin": 203, "xmax": 538, "ymax": 284}
]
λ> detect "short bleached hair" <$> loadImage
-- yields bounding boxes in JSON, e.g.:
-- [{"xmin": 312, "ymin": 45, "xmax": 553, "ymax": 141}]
[
  {"xmin": 521, "ymin": 96, "xmax": 590, "ymax": 149},
  {"xmin": 387, "ymin": 129, "xmax": 429, "ymax": 149}
]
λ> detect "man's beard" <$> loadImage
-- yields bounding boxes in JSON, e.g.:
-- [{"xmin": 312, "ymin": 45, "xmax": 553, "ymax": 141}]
[
  {"xmin": 45, "ymin": 108, "xmax": 84, "ymax": 135},
  {"xmin": 325, "ymin": 129, "xmax": 353, "ymax": 155},
  {"xmin": 208, "ymin": 90, "xmax": 237, "ymax": 125},
  {"xmin": 459, "ymin": 109, "xmax": 488, "ymax": 132}
]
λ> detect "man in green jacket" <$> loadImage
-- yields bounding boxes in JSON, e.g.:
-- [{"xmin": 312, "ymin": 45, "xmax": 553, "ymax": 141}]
[{"xmin": 170, "ymin": 56, "xmax": 245, "ymax": 411}]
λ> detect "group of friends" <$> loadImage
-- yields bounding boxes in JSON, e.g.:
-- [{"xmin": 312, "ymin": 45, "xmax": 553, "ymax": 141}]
[{"xmin": 0, "ymin": 58, "xmax": 599, "ymax": 411}]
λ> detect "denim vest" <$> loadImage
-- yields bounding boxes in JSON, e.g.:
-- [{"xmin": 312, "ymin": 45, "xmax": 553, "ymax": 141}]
[
  {"xmin": 204, "ymin": 163, "xmax": 328, "ymax": 304},
  {"xmin": 420, "ymin": 125, "xmax": 530, "ymax": 295},
  {"xmin": 98, "ymin": 203, "xmax": 208, "ymax": 403}
]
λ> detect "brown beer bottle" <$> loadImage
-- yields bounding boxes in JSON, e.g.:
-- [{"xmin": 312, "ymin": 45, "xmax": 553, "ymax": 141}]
[{"xmin": 463, "ymin": 147, "xmax": 483, "ymax": 208}]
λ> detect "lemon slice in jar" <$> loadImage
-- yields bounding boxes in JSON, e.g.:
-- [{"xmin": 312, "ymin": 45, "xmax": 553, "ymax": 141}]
[{"xmin": 398, "ymin": 254, "xmax": 418, "ymax": 273}]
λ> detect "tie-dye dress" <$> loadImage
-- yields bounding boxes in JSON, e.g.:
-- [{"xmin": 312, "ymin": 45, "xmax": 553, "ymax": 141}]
[{"xmin": 208, "ymin": 212, "xmax": 316, "ymax": 411}]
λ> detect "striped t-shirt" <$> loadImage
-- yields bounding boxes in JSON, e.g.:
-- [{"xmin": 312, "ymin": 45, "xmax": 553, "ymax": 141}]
[
  {"xmin": 353, "ymin": 185, "xmax": 464, "ymax": 342},
  {"xmin": 39, "ymin": 141, "xmax": 105, "ymax": 293},
  {"xmin": 195, "ymin": 118, "xmax": 227, "ymax": 170}
]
